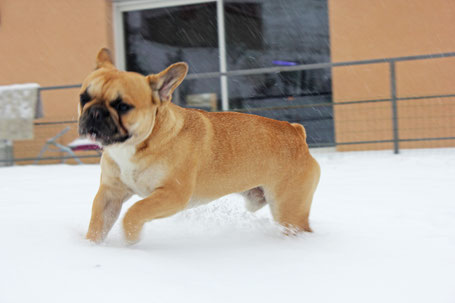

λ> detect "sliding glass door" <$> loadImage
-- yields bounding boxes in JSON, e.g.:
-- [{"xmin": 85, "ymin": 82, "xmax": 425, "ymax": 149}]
[
  {"xmin": 115, "ymin": 0, "xmax": 333, "ymax": 146},
  {"xmin": 121, "ymin": 1, "xmax": 221, "ymax": 110}
]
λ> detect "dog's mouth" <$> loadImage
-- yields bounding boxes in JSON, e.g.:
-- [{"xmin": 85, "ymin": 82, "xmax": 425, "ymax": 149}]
[
  {"xmin": 78, "ymin": 118, "xmax": 131, "ymax": 146},
  {"xmin": 78, "ymin": 104, "xmax": 132, "ymax": 146},
  {"xmin": 80, "ymin": 128, "xmax": 130, "ymax": 146}
]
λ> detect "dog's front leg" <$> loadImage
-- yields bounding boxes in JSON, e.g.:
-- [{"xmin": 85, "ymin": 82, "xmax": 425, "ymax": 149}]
[
  {"xmin": 123, "ymin": 180, "xmax": 193, "ymax": 244},
  {"xmin": 86, "ymin": 184, "xmax": 132, "ymax": 243}
]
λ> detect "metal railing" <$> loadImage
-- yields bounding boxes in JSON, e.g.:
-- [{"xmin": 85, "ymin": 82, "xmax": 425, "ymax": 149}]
[{"xmin": 2, "ymin": 51, "xmax": 455, "ymax": 164}]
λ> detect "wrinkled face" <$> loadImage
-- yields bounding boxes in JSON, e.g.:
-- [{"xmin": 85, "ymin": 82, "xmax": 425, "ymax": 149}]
[
  {"xmin": 78, "ymin": 69, "xmax": 156, "ymax": 146},
  {"xmin": 78, "ymin": 49, "xmax": 188, "ymax": 147}
]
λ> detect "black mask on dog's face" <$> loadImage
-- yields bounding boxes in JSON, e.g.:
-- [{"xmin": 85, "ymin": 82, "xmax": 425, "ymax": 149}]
[{"xmin": 78, "ymin": 93, "xmax": 131, "ymax": 146}]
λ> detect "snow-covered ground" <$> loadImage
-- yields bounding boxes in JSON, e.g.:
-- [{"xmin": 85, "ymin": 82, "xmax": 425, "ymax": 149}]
[{"xmin": 0, "ymin": 148, "xmax": 454, "ymax": 303}]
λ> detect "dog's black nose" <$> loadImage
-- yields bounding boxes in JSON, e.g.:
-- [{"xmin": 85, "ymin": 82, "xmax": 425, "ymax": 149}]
[{"xmin": 89, "ymin": 106, "xmax": 110, "ymax": 121}]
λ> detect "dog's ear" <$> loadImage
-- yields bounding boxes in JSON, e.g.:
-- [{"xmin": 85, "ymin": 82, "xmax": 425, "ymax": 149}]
[
  {"xmin": 96, "ymin": 48, "xmax": 115, "ymax": 69},
  {"xmin": 147, "ymin": 62, "xmax": 188, "ymax": 103}
]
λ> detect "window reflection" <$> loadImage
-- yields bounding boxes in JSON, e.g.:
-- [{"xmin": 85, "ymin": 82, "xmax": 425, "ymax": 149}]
[
  {"xmin": 123, "ymin": 0, "xmax": 333, "ymax": 145},
  {"xmin": 225, "ymin": 0, "xmax": 333, "ymax": 145},
  {"xmin": 123, "ymin": 3, "xmax": 219, "ymax": 75}
]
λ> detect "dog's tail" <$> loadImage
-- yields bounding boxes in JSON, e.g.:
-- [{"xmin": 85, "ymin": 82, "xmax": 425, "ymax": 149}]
[{"xmin": 291, "ymin": 123, "xmax": 307, "ymax": 141}]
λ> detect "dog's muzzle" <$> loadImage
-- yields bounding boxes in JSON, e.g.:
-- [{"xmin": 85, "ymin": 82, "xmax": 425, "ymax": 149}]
[{"xmin": 78, "ymin": 105, "xmax": 130, "ymax": 146}]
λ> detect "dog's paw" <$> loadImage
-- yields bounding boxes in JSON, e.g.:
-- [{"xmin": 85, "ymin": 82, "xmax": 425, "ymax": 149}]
[
  {"xmin": 123, "ymin": 217, "xmax": 143, "ymax": 245},
  {"xmin": 86, "ymin": 230, "xmax": 105, "ymax": 244},
  {"xmin": 280, "ymin": 223, "xmax": 313, "ymax": 237}
]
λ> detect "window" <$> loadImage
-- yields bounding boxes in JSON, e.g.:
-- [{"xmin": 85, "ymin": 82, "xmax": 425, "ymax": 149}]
[{"xmin": 116, "ymin": 0, "xmax": 333, "ymax": 146}]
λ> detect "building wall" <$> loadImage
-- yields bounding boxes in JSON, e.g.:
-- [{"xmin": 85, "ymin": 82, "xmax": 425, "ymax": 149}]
[
  {"xmin": 0, "ymin": 0, "xmax": 113, "ymax": 163},
  {"xmin": 3, "ymin": 0, "xmax": 455, "ymax": 163},
  {"xmin": 329, "ymin": 0, "xmax": 455, "ymax": 151}
]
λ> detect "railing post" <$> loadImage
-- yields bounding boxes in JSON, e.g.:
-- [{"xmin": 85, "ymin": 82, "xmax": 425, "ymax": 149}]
[
  {"xmin": 389, "ymin": 60, "xmax": 400, "ymax": 154},
  {"xmin": 217, "ymin": 0, "xmax": 229, "ymax": 111}
]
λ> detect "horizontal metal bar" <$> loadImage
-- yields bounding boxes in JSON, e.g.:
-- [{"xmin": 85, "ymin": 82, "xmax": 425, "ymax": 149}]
[
  {"xmin": 34, "ymin": 120, "xmax": 78, "ymax": 126},
  {"xmin": 231, "ymin": 104, "xmax": 329, "ymax": 112},
  {"xmin": 397, "ymin": 93, "xmax": 455, "ymax": 102},
  {"xmin": 336, "ymin": 139, "xmax": 395, "ymax": 146},
  {"xmin": 232, "ymin": 91, "xmax": 332, "ymax": 102},
  {"xmin": 336, "ymin": 93, "xmax": 455, "ymax": 105},
  {"xmin": 39, "ymin": 84, "xmax": 81, "ymax": 91},
  {"xmin": 230, "ymin": 92, "xmax": 455, "ymax": 113},
  {"xmin": 3, "ymin": 135, "xmax": 454, "ymax": 164},
  {"xmin": 382, "ymin": 52, "xmax": 455, "ymax": 62},
  {"xmin": 185, "ymin": 63, "xmax": 332, "ymax": 80},
  {"xmin": 232, "ymin": 92, "xmax": 455, "ymax": 113},
  {"xmin": 231, "ymin": 99, "xmax": 381, "ymax": 112},
  {"xmin": 31, "ymin": 93, "xmax": 453, "ymax": 121},
  {"xmin": 334, "ymin": 92, "xmax": 455, "ymax": 105},
  {"xmin": 30, "ymin": 92, "xmax": 454, "ymax": 120},
  {"xmin": 333, "ymin": 98, "xmax": 392, "ymax": 105},
  {"xmin": 38, "ymin": 52, "xmax": 455, "ymax": 91},
  {"xmin": 335, "ymin": 136, "xmax": 455, "ymax": 147},
  {"xmin": 308, "ymin": 142, "xmax": 336, "ymax": 148},
  {"xmin": 184, "ymin": 52, "xmax": 455, "ymax": 80},
  {"xmin": 399, "ymin": 136, "xmax": 455, "ymax": 142}
]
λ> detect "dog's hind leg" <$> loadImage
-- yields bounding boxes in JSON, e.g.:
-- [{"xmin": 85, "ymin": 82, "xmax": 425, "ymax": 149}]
[
  {"xmin": 241, "ymin": 187, "xmax": 267, "ymax": 212},
  {"xmin": 266, "ymin": 156, "xmax": 320, "ymax": 233}
]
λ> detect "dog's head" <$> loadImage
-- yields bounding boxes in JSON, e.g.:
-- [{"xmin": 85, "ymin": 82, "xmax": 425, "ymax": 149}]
[{"xmin": 78, "ymin": 48, "xmax": 188, "ymax": 146}]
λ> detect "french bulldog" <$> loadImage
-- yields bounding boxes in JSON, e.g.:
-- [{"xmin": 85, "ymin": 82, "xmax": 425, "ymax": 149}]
[{"xmin": 78, "ymin": 48, "xmax": 320, "ymax": 244}]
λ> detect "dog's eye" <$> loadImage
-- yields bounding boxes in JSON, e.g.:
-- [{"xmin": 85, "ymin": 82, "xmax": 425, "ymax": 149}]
[
  {"xmin": 80, "ymin": 91, "xmax": 91, "ymax": 108},
  {"xmin": 111, "ymin": 98, "xmax": 133, "ymax": 114},
  {"xmin": 117, "ymin": 103, "xmax": 132, "ymax": 113}
]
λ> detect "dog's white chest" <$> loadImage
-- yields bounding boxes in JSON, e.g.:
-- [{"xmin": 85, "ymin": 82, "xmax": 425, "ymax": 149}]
[{"xmin": 107, "ymin": 145, "xmax": 166, "ymax": 198}]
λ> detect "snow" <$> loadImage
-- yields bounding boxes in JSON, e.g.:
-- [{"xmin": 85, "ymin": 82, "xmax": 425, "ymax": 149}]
[
  {"xmin": 0, "ymin": 83, "xmax": 40, "ymax": 118},
  {"xmin": 0, "ymin": 83, "xmax": 39, "ymax": 93},
  {"xmin": 0, "ymin": 148, "xmax": 454, "ymax": 303}
]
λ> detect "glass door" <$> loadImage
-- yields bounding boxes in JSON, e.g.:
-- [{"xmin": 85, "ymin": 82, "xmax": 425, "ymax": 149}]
[
  {"xmin": 115, "ymin": 0, "xmax": 334, "ymax": 146},
  {"xmin": 223, "ymin": 0, "xmax": 333, "ymax": 146},
  {"xmin": 121, "ymin": 1, "xmax": 221, "ymax": 111}
]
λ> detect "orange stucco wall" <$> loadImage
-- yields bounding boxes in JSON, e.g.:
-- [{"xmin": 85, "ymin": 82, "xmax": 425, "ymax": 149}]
[
  {"xmin": 2, "ymin": 0, "xmax": 454, "ymax": 163},
  {"xmin": 0, "ymin": 0, "xmax": 113, "ymax": 163},
  {"xmin": 329, "ymin": 0, "xmax": 455, "ymax": 151}
]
